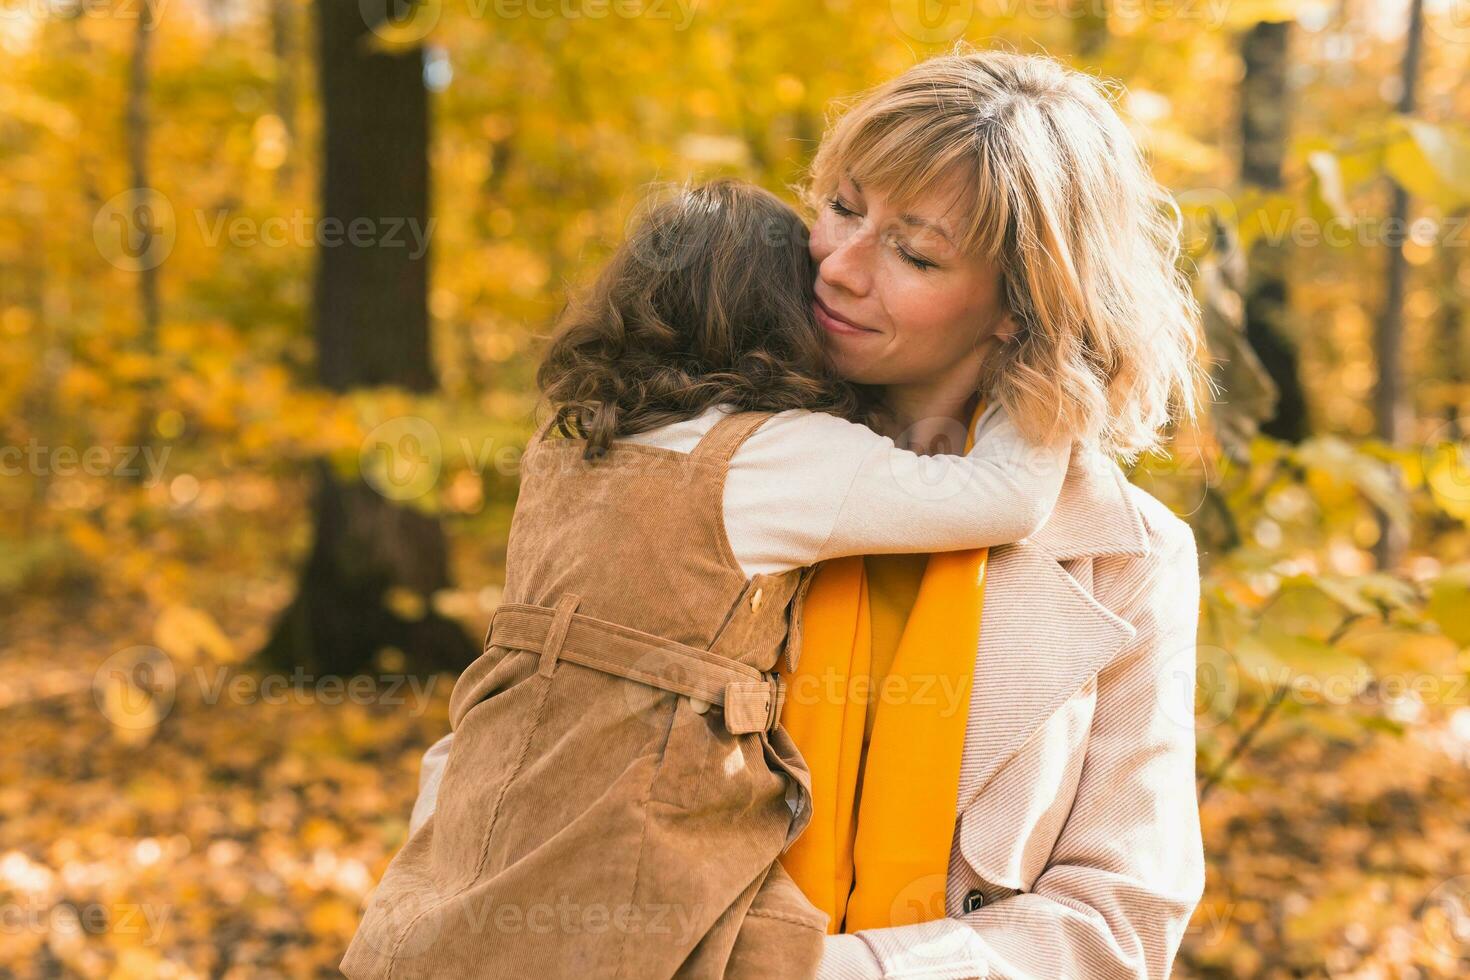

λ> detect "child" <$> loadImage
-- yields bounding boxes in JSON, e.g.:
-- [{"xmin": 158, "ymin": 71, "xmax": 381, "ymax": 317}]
[{"xmin": 341, "ymin": 179, "xmax": 1070, "ymax": 980}]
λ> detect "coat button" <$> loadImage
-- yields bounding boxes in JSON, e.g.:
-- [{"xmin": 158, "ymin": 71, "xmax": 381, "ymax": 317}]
[
  {"xmin": 962, "ymin": 889, "xmax": 985, "ymax": 913},
  {"xmin": 749, "ymin": 587, "xmax": 764, "ymax": 613}
]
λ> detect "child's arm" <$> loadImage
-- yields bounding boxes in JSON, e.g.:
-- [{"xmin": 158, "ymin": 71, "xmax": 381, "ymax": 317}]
[{"xmin": 726, "ymin": 403, "xmax": 1070, "ymax": 570}]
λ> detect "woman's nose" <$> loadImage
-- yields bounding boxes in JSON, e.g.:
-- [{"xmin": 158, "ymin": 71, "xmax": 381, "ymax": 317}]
[{"xmin": 817, "ymin": 223, "xmax": 873, "ymax": 297}]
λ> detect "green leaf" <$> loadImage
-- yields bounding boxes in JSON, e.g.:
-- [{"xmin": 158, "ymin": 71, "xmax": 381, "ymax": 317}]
[
  {"xmin": 1424, "ymin": 441, "xmax": 1470, "ymax": 522},
  {"xmin": 1292, "ymin": 437, "xmax": 1412, "ymax": 529},
  {"xmin": 1258, "ymin": 624, "xmax": 1372, "ymax": 691},
  {"xmin": 1427, "ymin": 566, "xmax": 1470, "ymax": 646},
  {"xmin": 1306, "ymin": 151, "xmax": 1352, "ymax": 228},
  {"xmin": 1384, "ymin": 118, "xmax": 1470, "ymax": 208},
  {"xmin": 1308, "ymin": 576, "xmax": 1381, "ymax": 617},
  {"xmin": 1269, "ymin": 574, "xmax": 1354, "ymax": 639}
]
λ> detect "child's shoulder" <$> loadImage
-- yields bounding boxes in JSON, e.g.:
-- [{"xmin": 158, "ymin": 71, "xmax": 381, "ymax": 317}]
[
  {"xmin": 616, "ymin": 404, "xmax": 876, "ymax": 457},
  {"xmin": 613, "ymin": 404, "xmax": 741, "ymax": 455}
]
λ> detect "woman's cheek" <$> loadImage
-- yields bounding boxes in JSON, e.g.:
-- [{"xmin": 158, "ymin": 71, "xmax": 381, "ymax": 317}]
[{"xmin": 880, "ymin": 271, "xmax": 926, "ymax": 333}]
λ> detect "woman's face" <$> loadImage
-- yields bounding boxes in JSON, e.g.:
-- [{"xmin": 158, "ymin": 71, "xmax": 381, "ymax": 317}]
[{"xmin": 808, "ymin": 173, "xmax": 1014, "ymax": 390}]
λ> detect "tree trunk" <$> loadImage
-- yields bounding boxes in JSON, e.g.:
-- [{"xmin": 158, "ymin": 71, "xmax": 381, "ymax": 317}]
[
  {"xmin": 1372, "ymin": 0, "xmax": 1425, "ymax": 569},
  {"xmin": 269, "ymin": 0, "xmax": 298, "ymax": 192},
  {"xmin": 1439, "ymin": 208, "xmax": 1466, "ymax": 438},
  {"xmin": 1239, "ymin": 19, "xmax": 1309, "ymax": 442},
  {"xmin": 127, "ymin": 2, "xmax": 158, "ymax": 342},
  {"xmin": 123, "ymin": 0, "xmax": 165, "ymax": 484},
  {"xmin": 261, "ymin": 0, "xmax": 475, "ymax": 675}
]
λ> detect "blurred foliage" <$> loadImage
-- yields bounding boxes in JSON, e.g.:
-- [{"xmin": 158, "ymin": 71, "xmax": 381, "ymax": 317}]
[{"xmin": 3, "ymin": 0, "xmax": 1470, "ymax": 976}]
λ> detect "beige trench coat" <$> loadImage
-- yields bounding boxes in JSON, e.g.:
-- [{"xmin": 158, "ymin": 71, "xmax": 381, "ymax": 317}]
[{"xmin": 410, "ymin": 435, "xmax": 1206, "ymax": 980}]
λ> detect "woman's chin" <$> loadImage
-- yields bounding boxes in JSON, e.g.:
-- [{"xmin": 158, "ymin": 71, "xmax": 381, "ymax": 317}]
[
  {"xmin": 827, "ymin": 353, "xmax": 890, "ymax": 387},
  {"xmin": 823, "ymin": 336, "xmax": 884, "ymax": 378}
]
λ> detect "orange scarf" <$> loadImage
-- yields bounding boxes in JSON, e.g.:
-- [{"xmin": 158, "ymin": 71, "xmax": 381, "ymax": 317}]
[{"xmin": 777, "ymin": 399, "xmax": 990, "ymax": 933}]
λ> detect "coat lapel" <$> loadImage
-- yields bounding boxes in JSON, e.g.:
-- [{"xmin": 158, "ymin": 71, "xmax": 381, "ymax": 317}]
[{"xmin": 956, "ymin": 443, "xmax": 1153, "ymax": 811}]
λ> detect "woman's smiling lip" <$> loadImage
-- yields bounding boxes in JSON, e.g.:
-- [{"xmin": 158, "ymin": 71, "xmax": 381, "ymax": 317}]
[{"xmin": 813, "ymin": 295, "xmax": 877, "ymax": 336}]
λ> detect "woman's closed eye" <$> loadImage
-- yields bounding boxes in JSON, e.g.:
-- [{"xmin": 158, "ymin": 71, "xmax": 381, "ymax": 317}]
[
  {"xmin": 827, "ymin": 197, "xmax": 938, "ymax": 272},
  {"xmin": 893, "ymin": 244, "xmax": 936, "ymax": 271}
]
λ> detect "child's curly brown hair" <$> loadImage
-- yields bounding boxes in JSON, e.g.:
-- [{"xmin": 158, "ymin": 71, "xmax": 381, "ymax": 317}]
[{"xmin": 535, "ymin": 178, "xmax": 877, "ymax": 459}]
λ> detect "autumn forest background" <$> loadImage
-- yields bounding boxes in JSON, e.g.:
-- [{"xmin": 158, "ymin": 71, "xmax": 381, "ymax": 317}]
[{"xmin": 4, "ymin": 0, "xmax": 1470, "ymax": 976}]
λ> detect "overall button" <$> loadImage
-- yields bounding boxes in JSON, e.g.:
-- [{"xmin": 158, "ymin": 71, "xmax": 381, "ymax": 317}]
[
  {"xmin": 749, "ymin": 587, "xmax": 765, "ymax": 612},
  {"xmin": 962, "ymin": 889, "xmax": 985, "ymax": 913}
]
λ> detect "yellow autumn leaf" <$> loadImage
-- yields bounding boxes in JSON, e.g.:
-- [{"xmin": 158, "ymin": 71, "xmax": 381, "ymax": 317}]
[
  {"xmin": 384, "ymin": 587, "xmax": 427, "ymax": 622},
  {"xmin": 153, "ymin": 604, "xmax": 238, "ymax": 664}
]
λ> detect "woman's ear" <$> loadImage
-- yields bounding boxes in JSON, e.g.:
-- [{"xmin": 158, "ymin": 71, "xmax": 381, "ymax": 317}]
[
  {"xmin": 994, "ymin": 311, "xmax": 1020, "ymax": 343},
  {"xmin": 974, "ymin": 311, "xmax": 1019, "ymax": 358}
]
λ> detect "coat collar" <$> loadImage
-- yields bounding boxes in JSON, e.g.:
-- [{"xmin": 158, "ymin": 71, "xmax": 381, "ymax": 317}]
[
  {"xmin": 1026, "ymin": 442, "xmax": 1152, "ymax": 562},
  {"xmin": 969, "ymin": 403, "xmax": 1150, "ymax": 563},
  {"xmin": 956, "ymin": 441, "xmax": 1151, "ymax": 812}
]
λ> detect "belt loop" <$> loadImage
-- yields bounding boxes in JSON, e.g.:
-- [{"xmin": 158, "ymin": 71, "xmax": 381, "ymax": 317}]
[
  {"xmin": 482, "ymin": 605, "xmax": 499, "ymax": 653},
  {"xmin": 767, "ymin": 670, "xmax": 786, "ymax": 730},
  {"xmin": 539, "ymin": 593, "xmax": 582, "ymax": 677},
  {"xmin": 721, "ymin": 671, "xmax": 788, "ymax": 735}
]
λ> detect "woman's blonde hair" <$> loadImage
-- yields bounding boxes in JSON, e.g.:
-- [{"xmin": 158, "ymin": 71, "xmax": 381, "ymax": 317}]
[{"xmin": 802, "ymin": 48, "xmax": 1210, "ymax": 464}]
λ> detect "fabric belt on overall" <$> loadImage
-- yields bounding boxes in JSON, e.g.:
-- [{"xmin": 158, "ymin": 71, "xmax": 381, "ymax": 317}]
[{"xmin": 486, "ymin": 593, "xmax": 786, "ymax": 735}]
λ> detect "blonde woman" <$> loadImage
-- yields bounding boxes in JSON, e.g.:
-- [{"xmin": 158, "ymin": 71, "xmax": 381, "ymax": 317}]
[{"xmin": 409, "ymin": 49, "xmax": 1209, "ymax": 979}]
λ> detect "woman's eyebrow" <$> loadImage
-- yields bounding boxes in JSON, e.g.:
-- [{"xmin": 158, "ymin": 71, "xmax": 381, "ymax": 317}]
[
  {"xmin": 898, "ymin": 212, "xmax": 955, "ymax": 247},
  {"xmin": 848, "ymin": 175, "xmax": 955, "ymax": 248}
]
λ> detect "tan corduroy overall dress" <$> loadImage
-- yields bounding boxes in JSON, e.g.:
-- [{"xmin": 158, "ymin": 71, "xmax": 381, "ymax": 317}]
[{"xmin": 341, "ymin": 408, "xmax": 829, "ymax": 980}]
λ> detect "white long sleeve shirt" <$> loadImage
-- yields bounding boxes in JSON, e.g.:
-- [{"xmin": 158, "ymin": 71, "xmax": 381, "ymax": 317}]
[{"xmin": 618, "ymin": 399, "xmax": 1070, "ymax": 576}]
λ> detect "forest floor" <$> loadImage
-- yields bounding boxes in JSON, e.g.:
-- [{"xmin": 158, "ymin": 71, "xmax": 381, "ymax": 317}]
[{"xmin": 2, "ymin": 530, "xmax": 1469, "ymax": 977}]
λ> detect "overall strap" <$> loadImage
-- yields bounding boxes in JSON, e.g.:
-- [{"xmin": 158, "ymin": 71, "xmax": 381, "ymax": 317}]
[
  {"xmin": 486, "ymin": 600, "xmax": 787, "ymax": 734},
  {"xmin": 689, "ymin": 409, "xmax": 776, "ymax": 469}
]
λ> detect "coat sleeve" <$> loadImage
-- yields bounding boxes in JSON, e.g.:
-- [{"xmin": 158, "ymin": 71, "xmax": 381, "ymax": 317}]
[{"xmin": 825, "ymin": 528, "xmax": 1206, "ymax": 980}]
